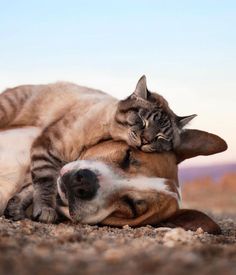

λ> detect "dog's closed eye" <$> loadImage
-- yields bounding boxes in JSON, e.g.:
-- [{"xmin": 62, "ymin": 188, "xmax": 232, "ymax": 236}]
[
  {"xmin": 120, "ymin": 149, "xmax": 140, "ymax": 170},
  {"xmin": 120, "ymin": 149, "xmax": 132, "ymax": 169}
]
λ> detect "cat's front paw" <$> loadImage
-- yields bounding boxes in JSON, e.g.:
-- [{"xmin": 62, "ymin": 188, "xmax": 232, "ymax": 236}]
[
  {"xmin": 33, "ymin": 206, "xmax": 58, "ymax": 223},
  {"xmin": 4, "ymin": 196, "xmax": 25, "ymax": 221}
]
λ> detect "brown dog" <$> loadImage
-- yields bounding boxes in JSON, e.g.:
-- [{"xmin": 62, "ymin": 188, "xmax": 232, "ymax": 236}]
[{"xmin": 2, "ymin": 126, "xmax": 227, "ymax": 234}]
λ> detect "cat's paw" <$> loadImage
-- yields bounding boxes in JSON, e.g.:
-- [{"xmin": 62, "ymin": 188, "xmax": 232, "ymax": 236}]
[
  {"xmin": 4, "ymin": 196, "xmax": 25, "ymax": 221},
  {"xmin": 33, "ymin": 206, "xmax": 58, "ymax": 223},
  {"xmin": 0, "ymin": 190, "xmax": 10, "ymax": 216}
]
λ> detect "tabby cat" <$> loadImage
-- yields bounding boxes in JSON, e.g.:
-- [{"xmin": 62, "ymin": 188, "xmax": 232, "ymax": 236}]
[
  {"xmin": 116, "ymin": 76, "xmax": 196, "ymax": 152},
  {"xmin": 0, "ymin": 76, "xmax": 195, "ymax": 223}
]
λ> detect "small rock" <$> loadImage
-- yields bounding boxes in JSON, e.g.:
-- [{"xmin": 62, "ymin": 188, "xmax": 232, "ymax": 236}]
[
  {"xmin": 163, "ymin": 228, "xmax": 193, "ymax": 247},
  {"xmin": 195, "ymin": 227, "xmax": 204, "ymax": 235},
  {"xmin": 122, "ymin": 225, "xmax": 130, "ymax": 230}
]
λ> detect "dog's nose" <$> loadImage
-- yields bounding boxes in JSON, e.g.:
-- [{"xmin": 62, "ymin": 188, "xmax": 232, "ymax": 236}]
[{"xmin": 62, "ymin": 169, "xmax": 100, "ymax": 200}]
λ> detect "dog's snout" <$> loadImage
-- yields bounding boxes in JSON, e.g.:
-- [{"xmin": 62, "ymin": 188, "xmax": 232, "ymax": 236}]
[{"xmin": 62, "ymin": 169, "xmax": 100, "ymax": 200}]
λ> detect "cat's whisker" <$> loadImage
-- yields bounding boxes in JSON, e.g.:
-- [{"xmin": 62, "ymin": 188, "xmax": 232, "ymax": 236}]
[{"xmin": 129, "ymin": 131, "xmax": 141, "ymax": 147}]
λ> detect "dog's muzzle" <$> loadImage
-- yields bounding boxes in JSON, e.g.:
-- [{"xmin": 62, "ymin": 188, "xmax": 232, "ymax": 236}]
[{"xmin": 57, "ymin": 160, "xmax": 180, "ymax": 225}]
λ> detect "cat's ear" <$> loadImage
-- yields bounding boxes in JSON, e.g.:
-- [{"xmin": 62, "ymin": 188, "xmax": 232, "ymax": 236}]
[
  {"xmin": 162, "ymin": 209, "xmax": 221, "ymax": 234},
  {"xmin": 133, "ymin": 75, "xmax": 148, "ymax": 100},
  {"xmin": 176, "ymin": 114, "xmax": 197, "ymax": 128},
  {"xmin": 175, "ymin": 129, "xmax": 227, "ymax": 163}
]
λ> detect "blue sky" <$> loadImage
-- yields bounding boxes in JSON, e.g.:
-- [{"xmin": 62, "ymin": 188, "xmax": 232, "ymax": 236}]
[{"xmin": 0, "ymin": 1, "xmax": 235, "ymax": 166}]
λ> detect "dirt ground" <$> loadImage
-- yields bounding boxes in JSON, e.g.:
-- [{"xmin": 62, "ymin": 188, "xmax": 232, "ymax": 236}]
[
  {"xmin": 0, "ymin": 178, "xmax": 236, "ymax": 275},
  {"xmin": 0, "ymin": 214, "xmax": 236, "ymax": 275}
]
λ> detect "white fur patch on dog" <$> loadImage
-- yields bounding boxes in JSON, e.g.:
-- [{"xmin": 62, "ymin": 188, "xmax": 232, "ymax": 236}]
[
  {"xmin": 0, "ymin": 127, "xmax": 41, "ymax": 214},
  {"xmin": 60, "ymin": 160, "xmax": 119, "ymax": 180}
]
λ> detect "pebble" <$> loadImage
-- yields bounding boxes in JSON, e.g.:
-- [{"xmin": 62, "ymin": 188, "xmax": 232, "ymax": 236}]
[
  {"xmin": 163, "ymin": 228, "xmax": 194, "ymax": 247},
  {"xmin": 122, "ymin": 225, "xmax": 131, "ymax": 230}
]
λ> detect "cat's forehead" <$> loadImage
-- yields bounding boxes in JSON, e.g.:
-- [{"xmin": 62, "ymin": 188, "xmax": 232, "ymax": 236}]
[
  {"xmin": 135, "ymin": 91, "xmax": 171, "ymax": 114},
  {"xmin": 148, "ymin": 93, "xmax": 170, "ymax": 110},
  {"xmin": 119, "ymin": 91, "xmax": 165, "ymax": 111},
  {"xmin": 138, "ymin": 106, "xmax": 161, "ymax": 116}
]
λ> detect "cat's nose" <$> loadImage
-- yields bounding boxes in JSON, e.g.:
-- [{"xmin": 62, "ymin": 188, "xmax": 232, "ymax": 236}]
[
  {"xmin": 62, "ymin": 169, "xmax": 100, "ymax": 200},
  {"xmin": 142, "ymin": 137, "xmax": 149, "ymax": 144},
  {"xmin": 142, "ymin": 132, "xmax": 153, "ymax": 144}
]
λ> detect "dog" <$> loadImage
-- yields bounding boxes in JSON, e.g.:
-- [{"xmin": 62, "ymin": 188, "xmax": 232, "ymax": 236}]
[{"xmin": 1, "ymin": 126, "xmax": 227, "ymax": 234}]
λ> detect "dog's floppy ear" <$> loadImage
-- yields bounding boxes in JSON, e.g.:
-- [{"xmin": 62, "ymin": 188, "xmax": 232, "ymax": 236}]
[
  {"xmin": 161, "ymin": 209, "xmax": 221, "ymax": 235},
  {"xmin": 175, "ymin": 129, "xmax": 227, "ymax": 163}
]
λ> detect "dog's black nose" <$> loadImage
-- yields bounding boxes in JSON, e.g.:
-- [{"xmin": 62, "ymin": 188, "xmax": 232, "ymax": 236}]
[{"xmin": 62, "ymin": 169, "xmax": 100, "ymax": 200}]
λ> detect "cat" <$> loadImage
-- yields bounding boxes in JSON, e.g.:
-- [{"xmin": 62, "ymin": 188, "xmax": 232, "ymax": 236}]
[
  {"xmin": 115, "ymin": 75, "xmax": 196, "ymax": 152},
  {"xmin": 0, "ymin": 76, "xmax": 195, "ymax": 223}
]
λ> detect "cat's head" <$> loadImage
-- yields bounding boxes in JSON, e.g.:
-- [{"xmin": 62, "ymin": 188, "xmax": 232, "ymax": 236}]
[{"xmin": 115, "ymin": 75, "xmax": 196, "ymax": 152}]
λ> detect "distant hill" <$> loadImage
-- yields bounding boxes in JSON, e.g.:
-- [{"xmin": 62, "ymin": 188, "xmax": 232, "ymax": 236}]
[{"xmin": 179, "ymin": 163, "xmax": 236, "ymax": 183}]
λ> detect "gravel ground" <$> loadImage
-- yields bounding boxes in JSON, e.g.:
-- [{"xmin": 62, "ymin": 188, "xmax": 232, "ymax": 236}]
[{"xmin": 0, "ymin": 214, "xmax": 236, "ymax": 275}]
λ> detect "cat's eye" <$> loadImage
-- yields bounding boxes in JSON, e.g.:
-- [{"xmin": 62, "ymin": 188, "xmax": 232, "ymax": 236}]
[
  {"xmin": 159, "ymin": 120, "xmax": 167, "ymax": 127},
  {"xmin": 153, "ymin": 112, "xmax": 162, "ymax": 122}
]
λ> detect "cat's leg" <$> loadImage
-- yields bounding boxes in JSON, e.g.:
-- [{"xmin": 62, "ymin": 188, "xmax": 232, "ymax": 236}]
[
  {"xmin": 30, "ymin": 109, "xmax": 104, "ymax": 223},
  {"xmin": 4, "ymin": 184, "xmax": 33, "ymax": 221},
  {"xmin": 30, "ymin": 125, "xmax": 68, "ymax": 224}
]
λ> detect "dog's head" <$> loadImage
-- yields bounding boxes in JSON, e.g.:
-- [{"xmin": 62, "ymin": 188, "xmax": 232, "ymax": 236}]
[{"xmin": 57, "ymin": 129, "xmax": 227, "ymax": 233}]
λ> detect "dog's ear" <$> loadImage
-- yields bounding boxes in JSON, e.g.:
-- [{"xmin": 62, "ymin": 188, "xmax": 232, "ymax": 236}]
[
  {"xmin": 175, "ymin": 129, "xmax": 227, "ymax": 163},
  {"xmin": 161, "ymin": 209, "xmax": 221, "ymax": 235}
]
